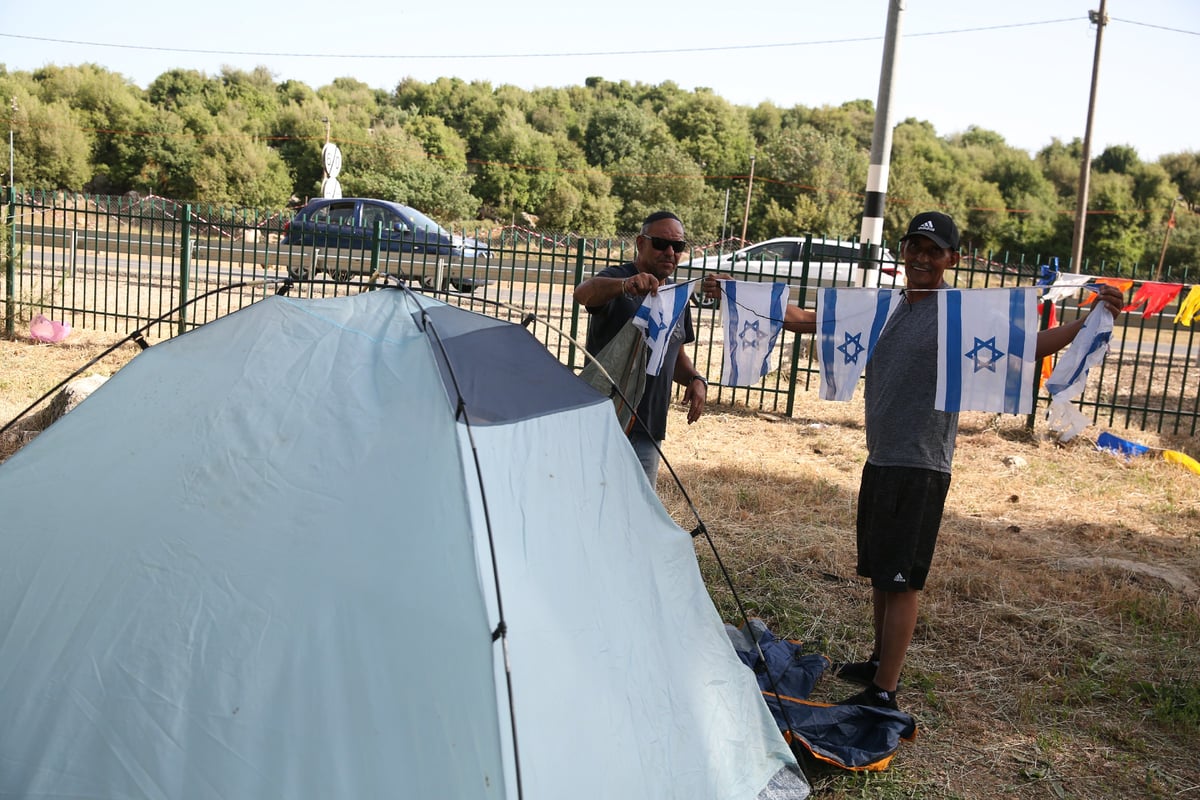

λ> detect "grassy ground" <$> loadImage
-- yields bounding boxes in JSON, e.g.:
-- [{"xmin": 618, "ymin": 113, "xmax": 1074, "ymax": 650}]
[
  {"xmin": 2, "ymin": 329, "xmax": 1199, "ymax": 799},
  {"xmin": 659, "ymin": 400, "xmax": 1200, "ymax": 799}
]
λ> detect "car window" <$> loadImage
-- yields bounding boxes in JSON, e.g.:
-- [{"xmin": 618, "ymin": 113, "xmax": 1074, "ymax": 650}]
[
  {"xmin": 809, "ymin": 242, "xmax": 862, "ymax": 262},
  {"xmin": 739, "ymin": 241, "xmax": 795, "ymax": 263},
  {"xmin": 360, "ymin": 203, "xmax": 389, "ymax": 232},
  {"xmin": 383, "ymin": 209, "xmax": 409, "ymax": 232},
  {"xmin": 404, "ymin": 206, "xmax": 449, "ymax": 236},
  {"xmin": 312, "ymin": 201, "xmax": 356, "ymax": 226}
]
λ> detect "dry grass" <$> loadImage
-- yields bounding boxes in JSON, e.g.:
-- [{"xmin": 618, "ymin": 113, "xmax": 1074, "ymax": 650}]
[
  {"xmin": 3, "ymin": 329, "xmax": 1199, "ymax": 799},
  {"xmin": 659, "ymin": 402, "xmax": 1200, "ymax": 799}
]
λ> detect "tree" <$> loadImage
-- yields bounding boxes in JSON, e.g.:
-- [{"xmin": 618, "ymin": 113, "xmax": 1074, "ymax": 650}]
[
  {"xmin": 18, "ymin": 99, "xmax": 92, "ymax": 189},
  {"xmin": 339, "ymin": 124, "xmax": 479, "ymax": 221},
  {"xmin": 473, "ymin": 107, "xmax": 559, "ymax": 217},
  {"xmin": 1159, "ymin": 151, "xmax": 1200, "ymax": 211}
]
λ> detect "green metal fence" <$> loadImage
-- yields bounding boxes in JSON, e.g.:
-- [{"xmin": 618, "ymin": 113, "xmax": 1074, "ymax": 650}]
[{"xmin": 4, "ymin": 188, "xmax": 1197, "ymax": 438}]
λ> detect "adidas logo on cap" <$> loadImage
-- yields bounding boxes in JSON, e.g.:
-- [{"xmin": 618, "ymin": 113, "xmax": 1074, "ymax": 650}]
[{"xmin": 918, "ymin": 220, "xmax": 936, "ymax": 232}]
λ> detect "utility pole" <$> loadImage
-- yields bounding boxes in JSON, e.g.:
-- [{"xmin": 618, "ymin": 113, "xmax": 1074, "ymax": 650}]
[
  {"xmin": 740, "ymin": 153, "xmax": 756, "ymax": 242},
  {"xmin": 859, "ymin": 0, "xmax": 904, "ymax": 284},
  {"xmin": 8, "ymin": 97, "xmax": 16, "ymax": 189},
  {"xmin": 1069, "ymin": 0, "xmax": 1108, "ymax": 273},
  {"xmin": 1154, "ymin": 195, "xmax": 1181, "ymax": 281}
]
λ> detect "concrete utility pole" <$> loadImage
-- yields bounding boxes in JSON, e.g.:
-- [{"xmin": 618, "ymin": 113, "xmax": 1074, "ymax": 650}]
[
  {"xmin": 859, "ymin": 0, "xmax": 904, "ymax": 285},
  {"xmin": 1069, "ymin": 0, "xmax": 1109, "ymax": 273}
]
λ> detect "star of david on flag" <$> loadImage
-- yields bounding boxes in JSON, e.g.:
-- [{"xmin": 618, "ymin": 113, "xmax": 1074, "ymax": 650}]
[
  {"xmin": 936, "ymin": 287, "xmax": 1039, "ymax": 414},
  {"xmin": 718, "ymin": 280, "xmax": 789, "ymax": 386},
  {"xmin": 815, "ymin": 287, "xmax": 902, "ymax": 401},
  {"xmin": 630, "ymin": 279, "xmax": 697, "ymax": 376}
]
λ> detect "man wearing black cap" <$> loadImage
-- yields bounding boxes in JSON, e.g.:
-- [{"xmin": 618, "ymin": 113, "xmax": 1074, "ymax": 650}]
[{"xmin": 703, "ymin": 211, "xmax": 1125, "ymax": 712}]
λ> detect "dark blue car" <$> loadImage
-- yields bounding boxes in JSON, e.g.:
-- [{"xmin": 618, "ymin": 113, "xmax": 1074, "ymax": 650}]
[{"xmin": 282, "ymin": 197, "xmax": 490, "ymax": 286}]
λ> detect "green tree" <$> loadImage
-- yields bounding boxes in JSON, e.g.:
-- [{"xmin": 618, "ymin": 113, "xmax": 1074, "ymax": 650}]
[
  {"xmin": 473, "ymin": 107, "xmax": 559, "ymax": 217},
  {"xmin": 340, "ymin": 124, "xmax": 478, "ymax": 221},
  {"xmin": 1159, "ymin": 151, "xmax": 1200, "ymax": 211},
  {"xmin": 18, "ymin": 98, "xmax": 92, "ymax": 189}
]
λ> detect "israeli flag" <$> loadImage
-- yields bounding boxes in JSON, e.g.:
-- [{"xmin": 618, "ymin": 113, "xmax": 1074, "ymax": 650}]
[
  {"xmin": 816, "ymin": 287, "xmax": 901, "ymax": 401},
  {"xmin": 936, "ymin": 288, "xmax": 1039, "ymax": 414},
  {"xmin": 719, "ymin": 280, "xmax": 789, "ymax": 386},
  {"xmin": 631, "ymin": 279, "xmax": 697, "ymax": 376},
  {"xmin": 1045, "ymin": 305, "xmax": 1113, "ymax": 441}
]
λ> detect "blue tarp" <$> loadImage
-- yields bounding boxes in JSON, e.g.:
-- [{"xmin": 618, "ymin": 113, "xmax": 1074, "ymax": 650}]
[{"xmin": 727, "ymin": 619, "xmax": 918, "ymax": 772}]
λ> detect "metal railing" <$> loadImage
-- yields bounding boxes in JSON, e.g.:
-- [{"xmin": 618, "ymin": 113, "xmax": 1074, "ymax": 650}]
[{"xmin": 4, "ymin": 189, "xmax": 1197, "ymax": 437}]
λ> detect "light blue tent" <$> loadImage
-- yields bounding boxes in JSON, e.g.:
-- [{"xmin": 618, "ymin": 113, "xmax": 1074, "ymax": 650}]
[{"xmin": 0, "ymin": 289, "xmax": 808, "ymax": 799}]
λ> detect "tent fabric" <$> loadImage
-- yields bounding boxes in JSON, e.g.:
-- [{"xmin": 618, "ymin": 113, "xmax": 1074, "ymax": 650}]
[
  {"xmin": 0, "ymin": 289, "xmax": 807, "ymax": 800},
  {"xmin": 727, "ymin": 620, "xmax": 918, "ymax": 772},
  {"xmin": 577, "ymin": 318, "xmax": 647, "ymax": 435}
]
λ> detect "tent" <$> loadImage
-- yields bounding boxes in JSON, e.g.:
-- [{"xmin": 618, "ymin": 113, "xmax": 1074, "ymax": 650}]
[{"xmin": 0, "ymin": 289, "xmax": 809, "ymax": 799}]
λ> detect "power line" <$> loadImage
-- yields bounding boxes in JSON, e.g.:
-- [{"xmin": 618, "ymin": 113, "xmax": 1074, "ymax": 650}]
[
  {"xmin": 1110, "ymin": 17, "xmax": 1200, "ymax": 36},
  {"xmin": 0, "ymin": 18, "xmax": 1089, "ymax": 61}
]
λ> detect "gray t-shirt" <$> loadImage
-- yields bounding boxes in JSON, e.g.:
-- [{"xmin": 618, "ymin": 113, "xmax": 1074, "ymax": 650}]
[{"xmin": 863, "ymin": 291, "xmax": 959, "ymax": 473}]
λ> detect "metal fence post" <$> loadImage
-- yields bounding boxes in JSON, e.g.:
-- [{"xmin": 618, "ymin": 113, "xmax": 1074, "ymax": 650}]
[
  {"xmin": 567, "ymin": 238, "xmax": 586, "ymax": 370},
  {"xmin": 178, "ymin": 204, "xmax": 191, "ymax": 337},
  {"xmin": 3, "ymin": 185, "xmax": 14, "ymax": 337}
]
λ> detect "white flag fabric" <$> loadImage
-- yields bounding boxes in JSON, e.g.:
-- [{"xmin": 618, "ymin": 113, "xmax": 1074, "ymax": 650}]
[
  {"xmin": 718, "ymin": 280, "xmax": 789, "ymax": 386},
  {"xmin": 631, "ymin": 279, "xmax": 697, "ymax": 376},
  {"xmin": 1040, "ymin": 271, "xmax": 1094, "ymax": 303},
  {"xmin": 936, "ymin": 288, "xmax": 1039, "ymax": 414},
  {"xmin": 1045, "ymin": 305, "xmax": 1113, "ymax": 441},
  {"xmin": 815, "ymin": 287, "xmax": 902, "ymax": 401}
]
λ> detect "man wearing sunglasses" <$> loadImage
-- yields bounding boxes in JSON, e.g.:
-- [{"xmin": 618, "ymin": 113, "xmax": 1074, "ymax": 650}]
[{"xmin": 574, "ymin": 210, "xmax": 708, "ymax": 486}]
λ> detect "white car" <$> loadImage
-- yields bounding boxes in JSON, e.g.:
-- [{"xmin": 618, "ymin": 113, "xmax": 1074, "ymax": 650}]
[{"xmin": 676, "ymin": 236, "xmax": 904, "ymax": 307}]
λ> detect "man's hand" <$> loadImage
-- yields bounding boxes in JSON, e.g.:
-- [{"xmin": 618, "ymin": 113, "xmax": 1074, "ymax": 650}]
[
  {"xmin": 1091, "ymin": 283, "xmax": 1125, "ymax": 317},
  {"xmin": 682, "ymin": 379, "xmax": 706, "ymax": 424},
  {"xmin": 701, "ymin": 273, "xmax": 732, "ymax": 300},
  {"xmin": 625, "ymin": 272, "xmax": 661, "ymax": 297}
]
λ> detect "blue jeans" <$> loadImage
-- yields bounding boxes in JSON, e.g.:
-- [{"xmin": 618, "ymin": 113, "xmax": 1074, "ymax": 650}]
[{"xmin": 628, "ymin": 431, "xmax": 662, "ymax": 487}]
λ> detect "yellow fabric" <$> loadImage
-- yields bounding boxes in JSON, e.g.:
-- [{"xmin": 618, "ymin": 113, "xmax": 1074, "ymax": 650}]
[
  {"xmin": 1173, "ymin": 285, "xmax": 1200, "ymax": 326},
  {"xmin": 1163, "ymin": 450, "xmax": 1200, "ymax": 476}
]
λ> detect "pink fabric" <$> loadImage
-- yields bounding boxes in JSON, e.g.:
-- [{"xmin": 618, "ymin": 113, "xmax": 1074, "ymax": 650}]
[{"xmin": 29, "ymin": 314, "xmax": 72, "ymax": 343}]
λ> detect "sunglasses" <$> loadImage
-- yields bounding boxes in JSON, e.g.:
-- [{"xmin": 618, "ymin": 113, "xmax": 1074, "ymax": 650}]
[{"xmin": 641, "ymin": 235, "xmax": 688, "ymax": 254}]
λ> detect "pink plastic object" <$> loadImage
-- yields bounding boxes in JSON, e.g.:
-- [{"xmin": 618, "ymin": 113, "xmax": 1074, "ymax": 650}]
[{"xmin": 29, "ymin": 314, "xmax": 72, "ymax": 343}]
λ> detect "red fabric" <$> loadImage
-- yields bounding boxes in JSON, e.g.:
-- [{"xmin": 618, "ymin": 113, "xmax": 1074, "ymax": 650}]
[{"xmin": 1123, "ymin": 282, "xmax": 1184, "ymax": 317}]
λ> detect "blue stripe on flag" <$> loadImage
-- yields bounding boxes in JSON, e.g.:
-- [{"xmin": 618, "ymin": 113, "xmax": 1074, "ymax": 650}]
[
  {"xmin": 820, "ymin": 288, "xmax": 839, "ymax": 398},
  {"xmin": 761, "ymin": 283, "xmax": 788, "ymax": 377},
  {"xmin": 944, "ymin": 290, "xmax": 963, "ymax": 411},
  {"xmin": 867, "ymin": 290, "xmax": 892, "ymax": 353},
  {"xmin": 1003, "ymin": 288, "xmax": 1028, "ymax": 414}
]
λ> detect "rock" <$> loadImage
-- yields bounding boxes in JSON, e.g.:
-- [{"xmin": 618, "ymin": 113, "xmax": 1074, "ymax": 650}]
[
  {"xmin": 1002, "ymin": 455, "xmax": 1028, "ymax": 469},
  {"xmin": 17, "ymin": 374, "xmax": 109, "ymax": 435}
]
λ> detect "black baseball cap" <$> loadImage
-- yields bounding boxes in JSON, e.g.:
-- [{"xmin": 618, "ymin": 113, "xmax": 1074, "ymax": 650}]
[{"xmin": 900, "ymin": 211, "xmax": 960, "ymax": 251}]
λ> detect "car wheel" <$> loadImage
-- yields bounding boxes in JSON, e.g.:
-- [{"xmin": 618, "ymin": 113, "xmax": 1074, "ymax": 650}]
[
  {"xmin": 329, "ymin": 266, "xmax": 354, "ymax": 283},
  {"xmin": 286, "ymin": 263, "xmax": 312, "ymax": 280},
  {"xmin": 690, "ymin": 289, "xmax": 719, "ymax": 310}
]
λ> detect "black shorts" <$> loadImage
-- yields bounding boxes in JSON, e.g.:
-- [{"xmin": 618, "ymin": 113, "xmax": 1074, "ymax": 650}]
[{"xmin": 856, "ymin": 462, "xmax": 951, "ymax": 592}]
